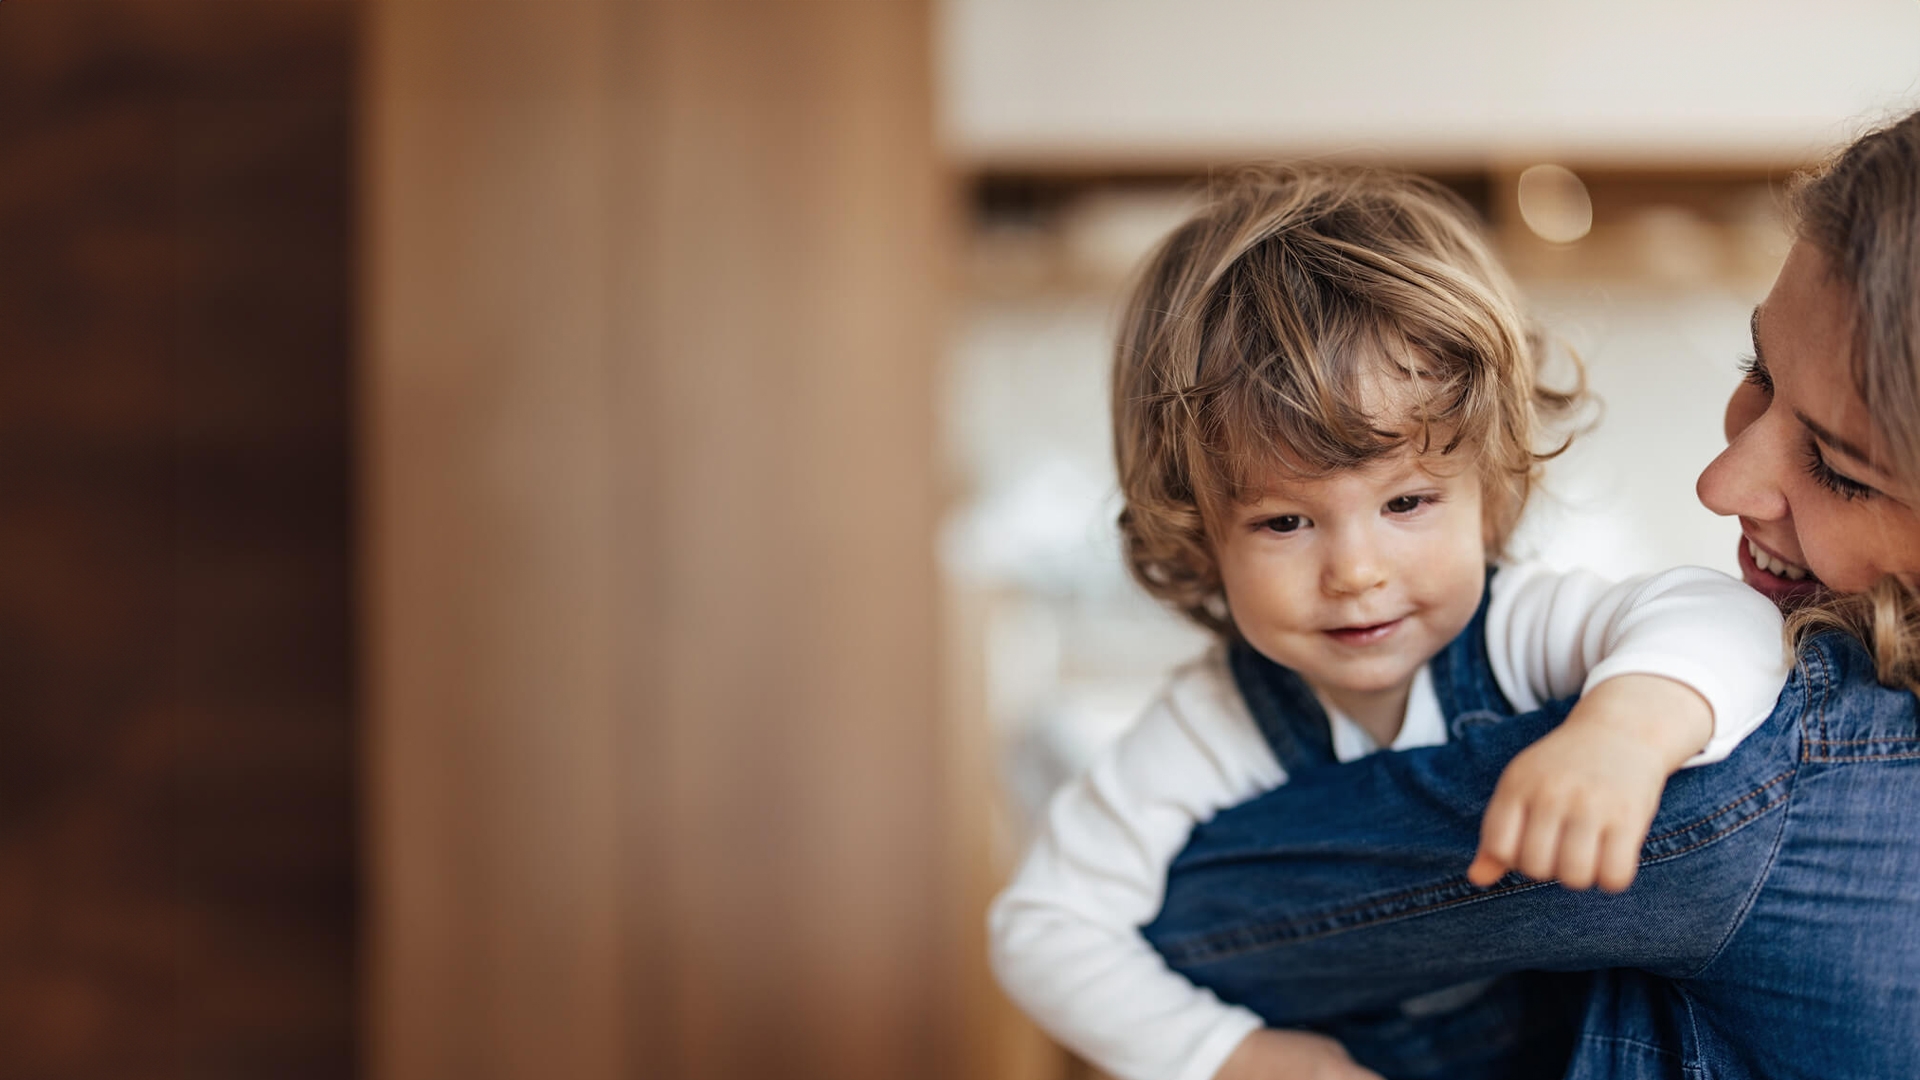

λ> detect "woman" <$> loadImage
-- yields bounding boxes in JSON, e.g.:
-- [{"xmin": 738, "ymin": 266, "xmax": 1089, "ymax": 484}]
[{"xmin": 1142, "ymin": 109, "xmax": 1920, "ymax": 1079}]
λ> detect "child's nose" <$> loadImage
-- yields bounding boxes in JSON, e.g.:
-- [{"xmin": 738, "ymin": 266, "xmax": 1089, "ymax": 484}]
[{"xmin": 1322, "ymin": 536, "xmax": 1388, "ymax": 596}]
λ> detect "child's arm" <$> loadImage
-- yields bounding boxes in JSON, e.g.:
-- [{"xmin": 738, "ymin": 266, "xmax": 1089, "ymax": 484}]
[
  {"xmin": 1467, "ymin": 564, "xmax": 1789, "ymax": 892},
  {"xmin": 989, "ymin": 654, "xmax": 1347, "ymax": 1080},
  {"xmin": 1215, "ymin": 1029, "xmax": 1385, "ymax": 1080}
]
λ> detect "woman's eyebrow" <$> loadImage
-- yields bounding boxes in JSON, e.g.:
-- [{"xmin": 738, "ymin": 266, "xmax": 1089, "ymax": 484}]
[
  {"xmin": 1797, "ymin": 410, "xmax": 1883, "ymax": 471},
  {"xmin": 1756, "ymin": 301, "xmax": 1887, "ymax": 473}
]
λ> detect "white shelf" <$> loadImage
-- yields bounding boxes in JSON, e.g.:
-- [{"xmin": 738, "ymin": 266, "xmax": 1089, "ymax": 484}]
[{"xmin": 940, "ymin": 0, "xmax": 1920, "ymax": 170}]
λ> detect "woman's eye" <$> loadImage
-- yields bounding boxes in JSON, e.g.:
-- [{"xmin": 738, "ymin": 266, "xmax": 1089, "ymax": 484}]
[
  {"xmin": 1804, "ymin": 442, "xmax": 1876, "ymax": 502},
  {"xmin": 1262, "ymin": 515, "xmax": 1305, "ymax": 534},
  {"xmin": 1385, "ymin": 495, "xmax": 1427, "ymax": 514},
  {"xmin": 1738, "ymin": 353, "xmax": 1774, "ymax": 394}
]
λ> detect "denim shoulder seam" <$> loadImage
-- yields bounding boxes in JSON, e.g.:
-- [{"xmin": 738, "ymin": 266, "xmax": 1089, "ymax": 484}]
[
  {"xmin": 1682, "ymin": 655, "xmax": 1818, "ymax": 980},
  {"xmin": 1680, "ymin": 774, "xmax": 1793, "ymax": 980},
  {"xmin": 1677, "ymin": 986, "xmax": 1710, "ymax": 1080},
  {"xmin": 1806, "ymin": 645, "xmax": 1831, "ymax": 757}
]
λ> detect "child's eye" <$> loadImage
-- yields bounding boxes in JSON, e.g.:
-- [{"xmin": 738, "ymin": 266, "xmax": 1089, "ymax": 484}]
[
  {"xmin": 1384, "ymin": 494, "xmax": 1430, "ymax": 515},
  {"xmin": 1804, "ymin": 441, "xmax": 1876, "ymax": 501},
  {"xmin": 1738, "ymin": 353, "xmax": 1774, "ymax": 395},
  {"xmin": 1262, "ymin": 514, "xmax": 1306, "ymax": 534}
]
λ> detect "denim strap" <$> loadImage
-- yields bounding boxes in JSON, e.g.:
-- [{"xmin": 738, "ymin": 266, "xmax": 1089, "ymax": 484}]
[
  {"xmin": 1227, "ymin": 640, "xmax": 1339, "ymax": 772},
  {"xmin": 1427, "ymin": 566, "xmax": 1513, "ymax": 722}
]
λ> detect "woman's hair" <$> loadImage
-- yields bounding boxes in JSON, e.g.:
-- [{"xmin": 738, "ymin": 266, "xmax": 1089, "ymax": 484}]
[
  {"xmin": 1112, "ymin": 164, "xmax": 1584, "ymax": 633},
  {"xmin": 1786, "ymin": 107, "xmax": 1920, "ymax": 692}
]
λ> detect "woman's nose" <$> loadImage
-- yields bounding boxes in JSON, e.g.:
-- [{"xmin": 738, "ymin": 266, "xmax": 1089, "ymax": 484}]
[{"xmin": 1696, "ymin": 408, "xmax": 1790, "ymax": 522}]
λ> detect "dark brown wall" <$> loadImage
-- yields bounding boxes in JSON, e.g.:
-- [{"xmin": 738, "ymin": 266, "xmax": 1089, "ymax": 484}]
[{"xmin": 0, "ymin": 3, "xmax": 357, "ymax": 1077}]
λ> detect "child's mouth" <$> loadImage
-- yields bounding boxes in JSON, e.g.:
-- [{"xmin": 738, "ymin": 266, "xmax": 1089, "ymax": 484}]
[{"xmin": 1324, "ymin": 618, "xmax": 1404, "ymax": 646}]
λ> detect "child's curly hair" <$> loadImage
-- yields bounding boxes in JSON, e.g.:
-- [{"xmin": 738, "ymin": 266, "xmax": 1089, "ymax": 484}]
[{"xmin": 1112, "ymin": 164, "xmax": 1585, "ymax": 634}]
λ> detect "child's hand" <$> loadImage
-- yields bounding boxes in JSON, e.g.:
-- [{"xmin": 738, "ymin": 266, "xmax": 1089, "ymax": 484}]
[
  {"xmin": 1216, "ymin": 1028, "xmax": 1385, "ymax": 1080},
  {"xmin": 1467, "ymin": 674, "xmax": 1713, "ymax": 893}
]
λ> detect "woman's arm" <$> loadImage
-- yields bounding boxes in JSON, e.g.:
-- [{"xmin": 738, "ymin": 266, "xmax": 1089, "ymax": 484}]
[{"xmin": 1140, "ymin": 673, "xmax": 1806, "ymax": 1027}]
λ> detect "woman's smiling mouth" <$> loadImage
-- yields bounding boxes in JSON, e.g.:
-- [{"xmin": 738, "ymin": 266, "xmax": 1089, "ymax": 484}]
[
  {"xmin": 1748, "ymin": 537, "xmax": 1810, "ymax": 580},
  {"xmin": 1737, "ymin": 531, "xmax": 1823, "ymax": 602}
]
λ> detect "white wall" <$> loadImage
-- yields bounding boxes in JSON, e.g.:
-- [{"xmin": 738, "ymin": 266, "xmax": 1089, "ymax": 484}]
[{"xmin": 940, "ymin": 0, "xmax": 1920, "ymax": 167}]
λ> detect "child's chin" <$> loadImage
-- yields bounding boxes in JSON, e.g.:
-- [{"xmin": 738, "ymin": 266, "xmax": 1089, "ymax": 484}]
[{"xmin": 1319, "ymin": 662, "xmax": 1420, "ymax": 696}]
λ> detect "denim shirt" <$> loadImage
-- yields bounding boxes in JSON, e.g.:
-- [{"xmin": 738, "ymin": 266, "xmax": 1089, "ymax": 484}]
[
  {"xmin": 1146, "ymin": 626, "xmax": 1920, "ymax": 1079},
  {"xmin": 1219, "ymin": 573, "xmax": 1585, "ymax": 1080}
]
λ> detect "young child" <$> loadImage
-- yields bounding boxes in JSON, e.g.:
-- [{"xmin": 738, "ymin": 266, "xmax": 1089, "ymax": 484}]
[{"xmin": 988, "ymin": 166, "xmax": 1789, "ymax": 1080}]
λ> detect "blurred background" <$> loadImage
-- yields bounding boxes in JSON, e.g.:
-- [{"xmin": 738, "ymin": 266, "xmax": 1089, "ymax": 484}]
[{"xmin": 0, "ymin": 2, "xmax": 1914, "ymax": 1079}]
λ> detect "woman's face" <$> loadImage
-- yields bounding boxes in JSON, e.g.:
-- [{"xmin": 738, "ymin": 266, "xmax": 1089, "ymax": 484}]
[{"xmin": 1696, "ymin": 240, "xmax": 1920, "ymax": 605}]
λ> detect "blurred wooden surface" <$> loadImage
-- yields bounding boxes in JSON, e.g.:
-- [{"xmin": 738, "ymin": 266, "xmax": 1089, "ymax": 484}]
[
  {"xmin": 0, "ymin": 2, "xmax": 358, "ymax": 1077},
  {"xmin": 363, "ymin": 3, "xmax": 958, "ymax": 1079}
]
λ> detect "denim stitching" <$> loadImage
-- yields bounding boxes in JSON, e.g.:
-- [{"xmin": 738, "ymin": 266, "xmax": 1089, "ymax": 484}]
[
  {"xmin": 1164, "ymin": 878, "xmax": 1558, "ymax": 963},
  {"xmin": 1575, "ymin": 1033, "xmax": 1685, "ymax": 1061},
  {"xmin": 1817, "ymin": 647, "xmax": 1832, "ymax": 750},
  {"xmin": 1640, "ymin": 771, "xmax": 1790, "ymax": 846},
  {"xmin": 1799, "ymin": 642, "xmax": 1920, "ymax": 760},
  {"xmin": 1218, "ymin": 874, "xmax": 1550, "ymax": 944},
  {"xmin": 1795, "ymin": 646, "xmax": 1920, "ymax": 760},
  {"xmin": 1680, "ymin": 774, "xmax": 1795, "ymax": 978},
  {"xmin": 1677, "ymin": 988, "xmax": 1710, "ymax": 1079},
  {"xmin": 1164, "ymin": 775, "xmax": 1793, "ymax": 965},
  {"xmin": 1167, "ymin": 774, "xmax": 1792, "ymax": 962},
  {"xmin": 1636, "ymin": 777, "xmax": 1792, "ymax": 867},
  {"xmin": 1679, "ymin": 673, "xmax": 1808, "ymax": 981},
  {"xmin": 1807, "ymin": 647, "xmax": 1832, "ymax": 760}
]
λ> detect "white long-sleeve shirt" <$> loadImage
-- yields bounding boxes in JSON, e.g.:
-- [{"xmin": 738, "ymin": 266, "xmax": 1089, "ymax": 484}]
[{"xmin": 987, "ymin": 563, "xmax": 1789, "ymax": 1080}]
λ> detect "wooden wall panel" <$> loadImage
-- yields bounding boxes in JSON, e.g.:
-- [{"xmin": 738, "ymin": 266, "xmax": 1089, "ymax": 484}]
[
  {"xmin": 364, "ymin": 4, "xmax": 956, "ymax": 1079},
  {"xmin": 363, "ymin": 4, "xmax": 622, "ymax": 1079}
]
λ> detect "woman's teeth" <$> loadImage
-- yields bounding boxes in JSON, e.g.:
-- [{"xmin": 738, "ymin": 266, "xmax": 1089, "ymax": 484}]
[{"xmin": 1749, "ymin": 539, "xmax": 1810, "ymax": 581}]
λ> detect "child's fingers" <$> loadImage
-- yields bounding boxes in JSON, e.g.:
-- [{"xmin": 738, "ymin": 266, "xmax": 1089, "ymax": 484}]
[
  {"xmin": 1516, "ymin": 803, "xmax": 1565, "ymax": 881},
  {"xmin": 1596, "ymin": 826, "xmax": 1642, "ymax": 893},
  {"xmin": 1467, "ymin": 850, "xmax": 1509, "ymax": 887},
  {"xmin": 1553, "ymin": 816, "xmax": 1602, "ymax": 891},
  {"xmin": 1471, "ymin": 790, "xmax": 1527, "ymax": 885}
]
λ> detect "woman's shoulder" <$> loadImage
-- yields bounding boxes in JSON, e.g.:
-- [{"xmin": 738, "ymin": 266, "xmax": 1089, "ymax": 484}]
[
  {"xmin": 1788, "ymin": 628, "xmax": 1918, "ymax": 725},
  {"xmin": 1795, "ymin": 628, "xmax": 1896, "ymax": 687}
]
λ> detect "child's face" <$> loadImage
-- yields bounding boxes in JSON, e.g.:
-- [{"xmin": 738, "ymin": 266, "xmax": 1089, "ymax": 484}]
[{"xmin": 1213, "ymin": 446, "xmax": 1489, "ymax": 719}]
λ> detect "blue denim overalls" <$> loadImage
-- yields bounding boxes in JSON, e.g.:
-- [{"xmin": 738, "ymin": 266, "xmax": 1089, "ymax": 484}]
[
  {"xmin": 1149, "ymin": 619, "xmax": 1920, "ymax": 1079},
  {"xmin": 1217, "ymin": 571, "xmax": 1585, "ymax": 1079}
]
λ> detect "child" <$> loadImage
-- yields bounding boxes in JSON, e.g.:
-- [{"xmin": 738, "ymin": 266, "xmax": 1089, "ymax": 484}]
[{"xmin": 988, "ymin": 166, "xmax": 1789, "ymax": 1080}]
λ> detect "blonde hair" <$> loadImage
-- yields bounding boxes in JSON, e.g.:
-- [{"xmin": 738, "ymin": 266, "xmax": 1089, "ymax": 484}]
[
  {"xmin": 1785, "ymin": 109, "xmax": 1920, "ymax": 693},
  {"xmin": 1112, "ymin": 165, "xmax": 1583, "ymax": 634}
]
